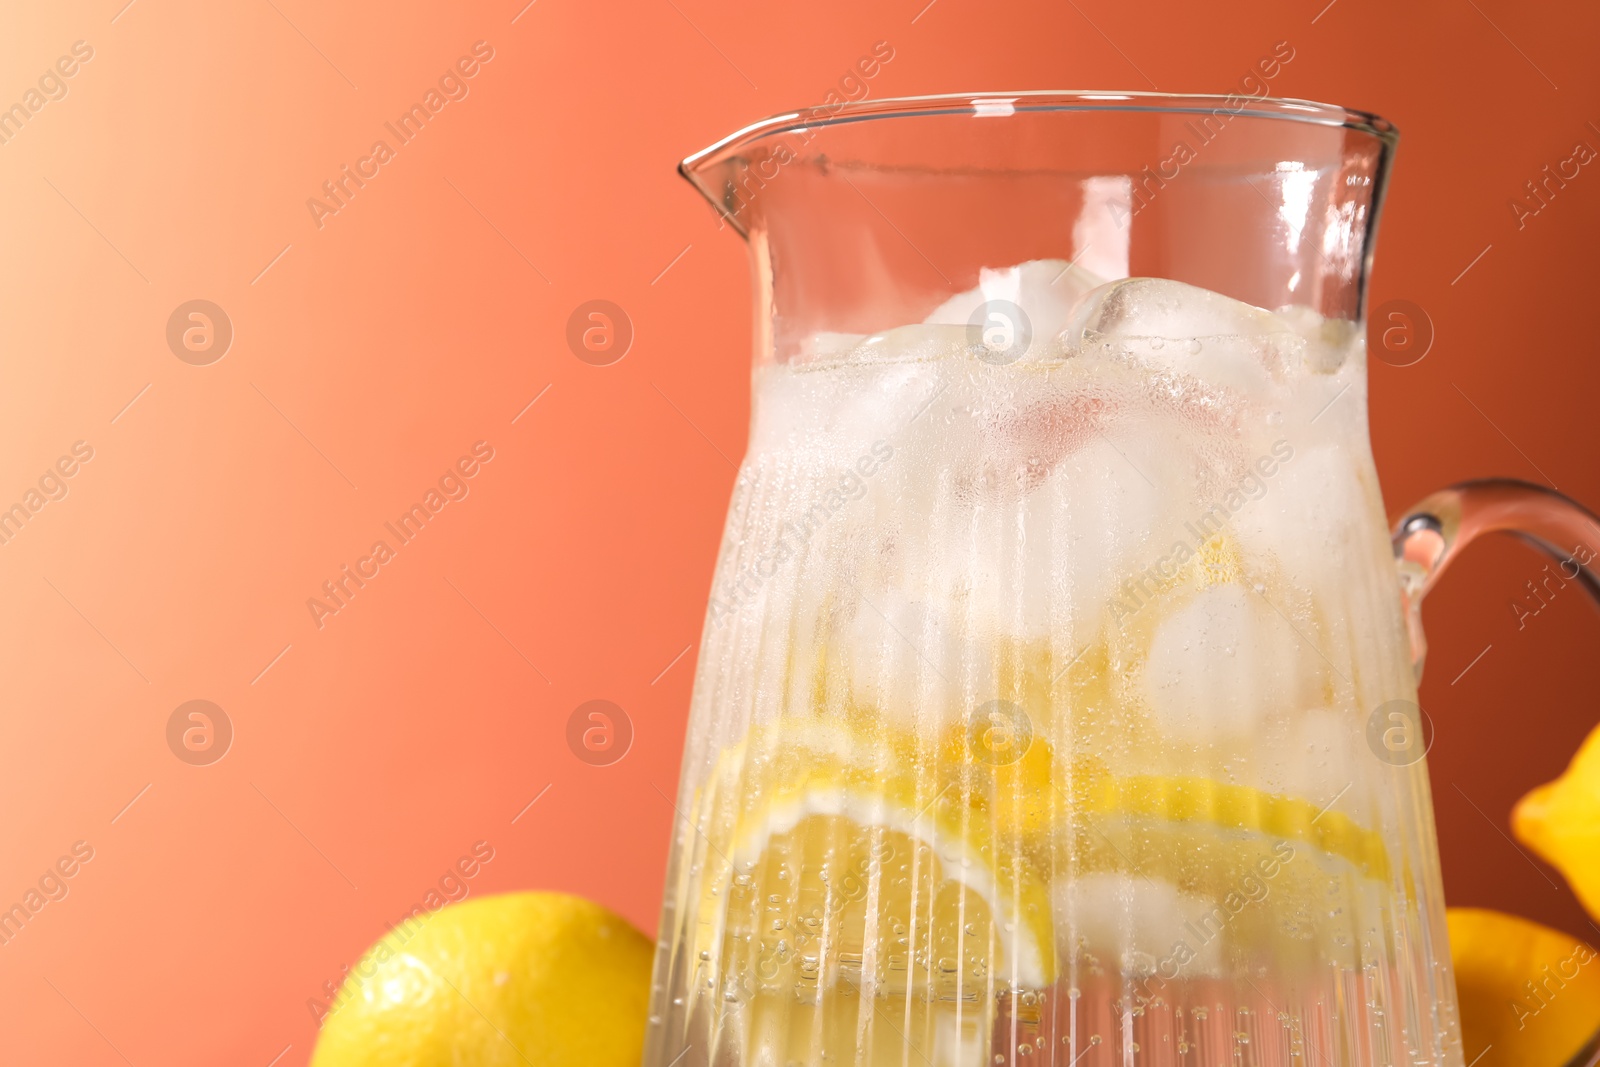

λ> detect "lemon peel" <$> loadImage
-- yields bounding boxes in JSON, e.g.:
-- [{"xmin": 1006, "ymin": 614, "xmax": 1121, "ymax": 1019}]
[
  {"xmin": 310, "ymin": 892, "xmax": 653, "ymax": 1067},
  {"xmin": 1514, "ymin": 722, "xmax": 1600, "ymax": 922},
  {"xmin": 1448, "ymin": 907, "xmax": 1600, "ymax": 1067}
]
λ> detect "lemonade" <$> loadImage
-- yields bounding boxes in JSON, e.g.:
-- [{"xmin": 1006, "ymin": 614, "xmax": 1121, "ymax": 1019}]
[{"xmin": 643, "ymin": 261, "xmax": 1458, "ymax": 1066}]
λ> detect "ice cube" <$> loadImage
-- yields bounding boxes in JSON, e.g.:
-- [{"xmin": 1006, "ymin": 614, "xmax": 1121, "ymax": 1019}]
[
  {"xmin": 802, "ymin": 322, "xmax": 973, "ymax": 366},
  {"xmin": 839, "ymin": 579, "xmax": 963, "ymax": 729},
  {"xmin": 910, "ymin": 424, "xmax": 1179, "ymax": 661},
  {"xmin": 1230, "ymin": 443, "xmax": 1381, "ymax": 590},
  {"xmin": 1256, "ymin": 706, "xmax": 1359, "ymax": 804},
  {"xmin": 797, "ymin": 259, "xmax": 1105, "ymax": 367},
  {"xmin": 1048, "ymin": 434, "xmax": 1169, "ymax": 598},
  {"xmin": 1139, "ymin": 583, "xmax": 1319, "ymax": 740},
  {"xmin": 1064, "ymin": 277, "xmax": 1308, "ymax": 391},
  {"xmin": 749, "ymin": 357, "xmax": 947, "ymax": 463},
  {"xmin": 923, "ymin": 258, "xmax": 1105, "ymax": 363},
  {"xmin": 930, "ymin": 1011, "xmax": 984, "ymax": 1067},
  {"xmin": 1053, "ymin": 872, "xmax": 1223, "ymax": 977},
  {"xmin": 1273, "ymin": 305, "xmax": 1361, "ymax": 375},
  {"xmin": 799, "ymin": 330, "xmax": 871, "ymax": 362}
]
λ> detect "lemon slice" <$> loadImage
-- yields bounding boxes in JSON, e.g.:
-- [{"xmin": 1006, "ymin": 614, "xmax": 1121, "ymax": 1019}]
[
  {"xmin": 706, "ymin": 721, "xmax": 1056, "ymax": 994},
  {"xmin": 1076, "ymin": 772, "xmax": 1391, "ymax": 881},
  {"xmin": 687, "ymin": 701, "xmax": 1396, "ymax": 1064},
  {"xmin": 696, "ymin": 718, "xmax": 1392, "ymax": 998},
  {"xmin": 684, "ymin": 720, "xmax": 1056, "ymax": 1067}
]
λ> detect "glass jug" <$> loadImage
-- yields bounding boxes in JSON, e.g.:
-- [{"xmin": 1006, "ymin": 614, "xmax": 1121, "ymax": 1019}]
[{"xmin": 642, "ymin": 92, "xmax": 1600, "ymax": 1067}]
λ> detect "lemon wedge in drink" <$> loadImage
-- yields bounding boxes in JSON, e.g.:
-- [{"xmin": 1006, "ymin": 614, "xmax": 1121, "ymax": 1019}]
[
  {"xmin": 705, "ymin": 720, "xmax": 1055, "ymax": 993},
  {"xmin": 688, "ymin": 720, "xmax": 1051, "ymax": 1067},
  {"xmin": 689, "ymin": 706, "xmax": 1395, "ymax": 1064},
  {"xmin": 695, "ymin": 712, "xmax": 1391, "ymax": 993}
]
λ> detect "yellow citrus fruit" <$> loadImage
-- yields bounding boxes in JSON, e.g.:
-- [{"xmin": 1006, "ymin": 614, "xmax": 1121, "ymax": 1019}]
[
  {"xmin": 710, "ymin": 720, "xmax": 1057, "ymax": 990},
  {"xmin": 1448, "ymin": 907, "xmax": 1600, "ymax": 1067},
  {"xmin": 309, "ymin": 892, "xmax": 653, "ymax": 1067},
  {"xmin": 698, "ymin": 721, "xmax": 1055, "ymax": 1066},
  {"xmin": 1515, "ymin": 722, "xmax": 1600, "ymax": 922},
  {"xmin": 692, "ymin": 711, "xmax": 1397, "ymax": 1065},
  {"xmin": 699, "ymin": 714, "xmax": 1394, "ymax": 999}
]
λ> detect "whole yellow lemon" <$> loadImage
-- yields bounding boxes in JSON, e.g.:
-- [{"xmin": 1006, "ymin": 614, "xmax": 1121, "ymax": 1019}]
[
  {"xmin": 1515, "ymin": 721, "xmax": 1600, "ymax": 923},
  {"xmin": 310, "ymin": 892, "xmax": 654, "ymax": 1067},
  {"xmin": 1448, "ymin": 907, "xmax": 1600, "ymax": 1067}
]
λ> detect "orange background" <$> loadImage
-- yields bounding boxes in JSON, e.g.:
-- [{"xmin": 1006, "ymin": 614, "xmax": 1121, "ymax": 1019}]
[{"xmin": 1, "ymin": 0, "xmax": 1597, "ymax": 1063}]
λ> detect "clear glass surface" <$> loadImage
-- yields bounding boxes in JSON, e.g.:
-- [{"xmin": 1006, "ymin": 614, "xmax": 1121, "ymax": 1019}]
[{"xmin": 644, "ymin": 92, "xmax": 1478, "ymax": 1067}]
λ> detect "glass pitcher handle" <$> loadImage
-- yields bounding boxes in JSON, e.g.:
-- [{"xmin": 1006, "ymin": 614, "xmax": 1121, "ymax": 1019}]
[
  {"xmin": 1392, "ymin": 478, "xmax": 1600, "ymax": 676},
  {"xmin": 1396, "ymin": 485, "xmax": 1600, "ymax": 1065}
]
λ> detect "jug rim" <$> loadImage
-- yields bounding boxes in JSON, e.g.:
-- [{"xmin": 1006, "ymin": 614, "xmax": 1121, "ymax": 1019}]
[{"xmin": 680, "ymin": 90, "xmax": 1397, "ymax": 181}]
